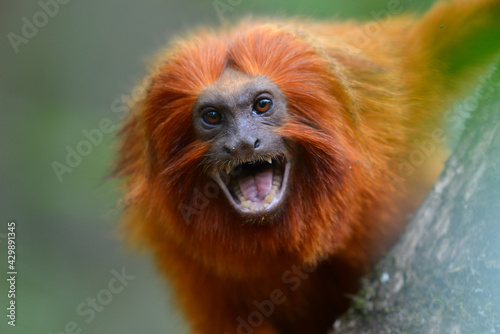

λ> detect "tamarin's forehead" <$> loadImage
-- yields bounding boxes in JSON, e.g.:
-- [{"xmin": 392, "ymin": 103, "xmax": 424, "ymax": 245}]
[{"xmin": 195, "ymin": 67, "xmax": 283, "ymax": 108}]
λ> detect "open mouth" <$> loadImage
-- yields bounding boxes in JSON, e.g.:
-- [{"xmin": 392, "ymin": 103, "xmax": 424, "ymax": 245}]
[{"xmin": 213, "ymin": 156, "xmax": 290, "ymax": 214}]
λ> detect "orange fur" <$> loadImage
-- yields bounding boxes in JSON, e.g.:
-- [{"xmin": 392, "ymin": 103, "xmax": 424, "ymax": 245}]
[{"xmin": 116, "ymin": 1, "xmax": 500, "ymax": 333}]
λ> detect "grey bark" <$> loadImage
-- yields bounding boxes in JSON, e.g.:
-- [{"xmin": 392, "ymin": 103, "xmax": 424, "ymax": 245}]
[{"xmin": 332, "ymin": 64, "xmax": 500, "ymax": 334}]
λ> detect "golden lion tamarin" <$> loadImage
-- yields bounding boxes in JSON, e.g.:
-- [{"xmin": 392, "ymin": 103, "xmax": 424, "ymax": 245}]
[{"xmin": 116, "ymin": 0, "xmax": 500, "ymax": 333}]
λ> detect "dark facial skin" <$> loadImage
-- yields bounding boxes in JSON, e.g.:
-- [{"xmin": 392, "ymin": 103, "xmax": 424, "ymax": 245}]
[
  {"xmin": 192, "ymin": 67, "xmax": 291, "ymax": 216},
  {"xmin": 192, "ymin": 67, "xmax": 288, "ymax": 163}
]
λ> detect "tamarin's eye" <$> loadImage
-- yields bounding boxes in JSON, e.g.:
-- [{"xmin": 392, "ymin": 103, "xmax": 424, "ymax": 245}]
[
  {"xmin": 253, "ymin": 98, "xmax": 273, "ymax": 114},
  {"xmin": 202, "ymin": 110, "xmax": 222, "ymax": 125}
]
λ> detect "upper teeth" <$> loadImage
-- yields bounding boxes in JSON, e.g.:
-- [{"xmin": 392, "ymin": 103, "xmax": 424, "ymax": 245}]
[{"xmin": 226, "ymin": 158, "xmax": 272, "ymax": 173}]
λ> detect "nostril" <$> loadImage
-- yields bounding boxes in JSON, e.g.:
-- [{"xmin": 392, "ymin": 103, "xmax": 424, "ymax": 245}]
[{"xmin": 254, "ymin": 139, "xmax": 261, "ymax": 149}]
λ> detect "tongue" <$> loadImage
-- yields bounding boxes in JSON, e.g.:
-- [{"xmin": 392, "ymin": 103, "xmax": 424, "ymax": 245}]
[{"xmin": 238, "ymin": 167, "xmax": 273, "ymax": 203}]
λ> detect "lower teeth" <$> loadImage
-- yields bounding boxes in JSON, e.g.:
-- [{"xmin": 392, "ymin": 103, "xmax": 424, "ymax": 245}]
[{"xmin": 232, "ymin": 169, "xmax": 282, "ymax": 211}]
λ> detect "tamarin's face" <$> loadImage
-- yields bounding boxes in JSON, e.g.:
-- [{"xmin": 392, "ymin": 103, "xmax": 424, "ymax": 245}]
[{"xmin": 192, "ymin": 67, "xmax": 292, "ymax": 216}]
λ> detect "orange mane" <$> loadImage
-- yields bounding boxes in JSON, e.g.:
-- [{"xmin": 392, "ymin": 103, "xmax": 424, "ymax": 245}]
[{"xmin": 116, "ymin": 22, "xmax": 398, "ymax": 278}]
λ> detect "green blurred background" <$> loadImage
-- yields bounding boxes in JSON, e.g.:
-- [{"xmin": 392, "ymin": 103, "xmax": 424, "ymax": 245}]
[{"xmin": 0, "ymin": 1, "xmax": 434, "ymax": 333}]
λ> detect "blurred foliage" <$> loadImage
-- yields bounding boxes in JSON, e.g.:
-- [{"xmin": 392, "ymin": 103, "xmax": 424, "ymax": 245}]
[{"xmin": 0, "ymin": 0, "xmax": 433, "ymax": 333}]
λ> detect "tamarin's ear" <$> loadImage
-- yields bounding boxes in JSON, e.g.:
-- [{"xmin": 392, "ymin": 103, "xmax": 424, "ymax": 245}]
[{"xmin": 408, "ymin": 0, "xmax": 500, "ymax": 89}]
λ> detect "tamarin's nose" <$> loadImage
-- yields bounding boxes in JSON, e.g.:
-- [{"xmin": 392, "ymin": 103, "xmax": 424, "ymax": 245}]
[{"xmin": 224, "ymin": 138, "xmax": 261, "ymax": 156}]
